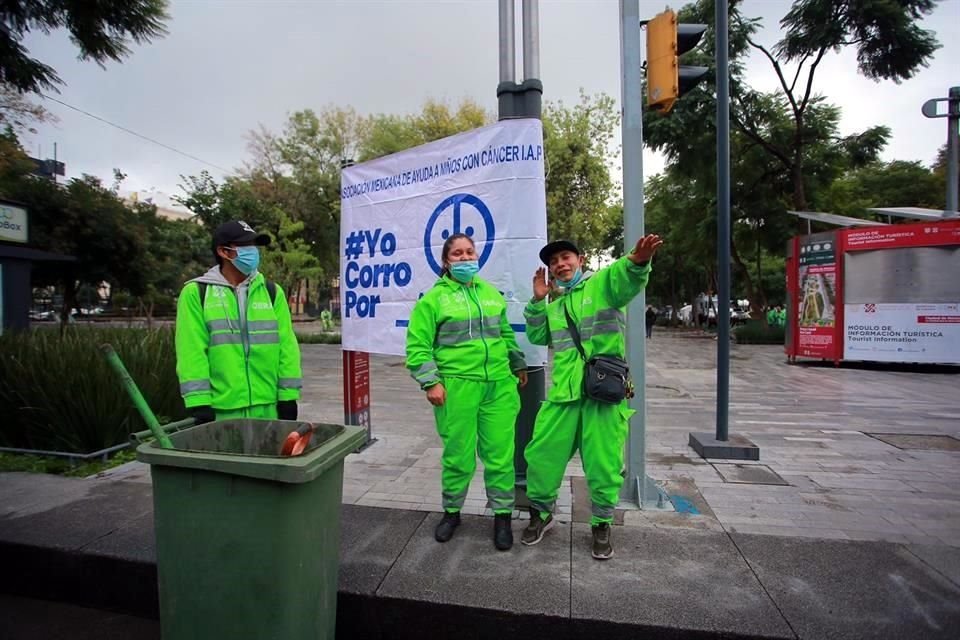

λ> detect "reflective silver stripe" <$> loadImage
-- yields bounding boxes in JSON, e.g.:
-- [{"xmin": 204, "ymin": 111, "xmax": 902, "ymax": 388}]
[
  {"xmin": 481, "ymin": 315, "xmax": 500, "ymax": 328},
  {"xmin": 550, "ymin": 329, "xmax": 570, "ymax": 342},
  {"xmin": 553, "ymin": 339, "xmax": 575, "ymax": 352},
  {"xmin": 482, "ymin": 324, "xmax": 502, "ymax": 339},
  {"xmin": 248, "ymin": 333, "xmax": 280, "ymax": 345},
  {"xmin": 206, "ymin": 319, "xmax": 233, "ymax": 332},
  {"xmin": 530, "ymin": 500, "xmax": 555, "ymax": 515},
  {"xmin": 278, "ymin": 377, "xmax": 302, "ymax": 389},
  {"xmin": 487, "ymin": 489, "xmax": 514, "ymax": 510},
  {"xmin": 210, "ymin": 333, "xmax": 242, "ymax": 346},
  {"xmin": 442, "ymin": 490, "xmax": 467, "ymax": 509},
  {"xmin": 592, "ymin": 503, "xmax": 615, "ymax": 519},
  {"xmin": 248, "ymin": 320, "xmax": 279, "ymax": 331},
  {"xmin": 508, "ymin": 350, "xmax": 526, "ymax": 370},
  {"xmin": 525, "ymin": 313, "xmax": 547, "ymax": 327},
  {"xmin": 436, "ymin": 331, "xmax": 475, "ymax": 346},
  {"xmin": 179, "ymin": 379, "xmax": 210, "ymax": 394},
  {"xmin": 437, "ymin": 318, "xmax": 473, "ymax": 333},
  {"xmin": 581, "ymin": 309, "xmax": 625, "ymax": 327},
  {"xmin": 413, "ymin": 361, "xmax": 440, "ymax": 385},
  {"xmin": 415, "ymin": 361, "xmax": 438, "ymax": 377},
  {"xmin": 417, "ymin": 375, "xmax": 440, "ymax": 387},
  {"xmin": 583, "ymin": 320, "xmax": 623, "ymax": 339},
  {"xmin": 595, "ymin": 308, "xmax": 626, "ymax": 324}
]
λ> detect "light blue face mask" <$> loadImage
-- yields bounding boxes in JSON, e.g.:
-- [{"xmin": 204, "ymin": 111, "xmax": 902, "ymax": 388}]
[
  {"xmin": 449, "ymin": 260, "xmax": 479, "ymax": 283},
  {"xmin": 557, "ymin": 268, "xmax": 583, "ymax": 289},
  {"xmin": 230, "ymin": 246, "xmax": 261, "ymax": 275}
]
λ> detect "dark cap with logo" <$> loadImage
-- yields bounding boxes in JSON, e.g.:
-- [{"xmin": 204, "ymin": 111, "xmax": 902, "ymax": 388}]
[
  {"xmin": 212, "ymin": 220, "xmax": 271, "ymax": 252},
  {"xmin": 539, "ymin": 239, "xmax": 581, "ymax": 265}
]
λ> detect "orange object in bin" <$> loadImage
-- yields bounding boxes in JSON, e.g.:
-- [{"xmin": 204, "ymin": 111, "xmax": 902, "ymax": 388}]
[{"xmin": 281, "ymin": 423, "xmax": 316, "ymax": 456}]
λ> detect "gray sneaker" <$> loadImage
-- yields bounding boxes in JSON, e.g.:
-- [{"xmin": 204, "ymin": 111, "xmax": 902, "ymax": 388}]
[
  {"xmin": 521, "ymin": 509, "xmax": 554, "ymax": 546},
  {"xmin": 591, "ymin": 522, "xmax": 614, "ymax": 559}
]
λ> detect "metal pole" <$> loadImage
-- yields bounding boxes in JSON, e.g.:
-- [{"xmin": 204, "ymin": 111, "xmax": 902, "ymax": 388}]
[
  {"xmin": 499, "ymin": 0, "xmax": 516, "ymax": 83},
  {"xmin": 521, "ymin": 0, "xmax": 540, "ymax": 80},
  {"xmin": 619, "ymin": 0, "xmax": 648, "ymax": 507},
  {"xmin": 715, "ymin": 0, "xmax": 731, "ymax": 442},
  {"xmin": 947, "ymin": 86, "xmax": 959, "ymax": 212}
]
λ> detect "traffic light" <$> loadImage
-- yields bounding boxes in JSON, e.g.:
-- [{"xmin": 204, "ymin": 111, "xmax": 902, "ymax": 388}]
[{"xmin": 646, "ymin": 9, "xmax": 709, "ymax": 114}]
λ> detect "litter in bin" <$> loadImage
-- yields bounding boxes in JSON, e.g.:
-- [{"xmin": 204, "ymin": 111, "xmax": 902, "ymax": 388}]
[{"xmin": 281, "ymin": 422, "xmax": 317, "ymax": 456}]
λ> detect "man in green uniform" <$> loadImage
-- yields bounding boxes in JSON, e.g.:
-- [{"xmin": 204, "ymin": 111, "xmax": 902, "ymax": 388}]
[
  {"xmin": 175, "ymin": 220, "xmax": 302, "ymax": 423},
  {"xmin": 521, "ymin": 234, "xmax": 662, "ymax": 559}
]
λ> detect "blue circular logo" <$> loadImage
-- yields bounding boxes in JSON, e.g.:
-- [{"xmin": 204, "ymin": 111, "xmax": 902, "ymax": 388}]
[{"xmin": 423, "ymin": 193, "xmax": 495, "ymax": 276}]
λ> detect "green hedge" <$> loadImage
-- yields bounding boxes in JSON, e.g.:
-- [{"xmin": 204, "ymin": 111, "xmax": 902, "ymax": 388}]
[
  {"xmin": 0, "ymin": 327, "xmax": 185, "ymax": 453},
  {"xmin": 733, "ymin": 321, "xmax": 786, "ymax": 345},
  {"xmin": 295, "ymin": 332, "xmax": 341, "ymax": 345}
]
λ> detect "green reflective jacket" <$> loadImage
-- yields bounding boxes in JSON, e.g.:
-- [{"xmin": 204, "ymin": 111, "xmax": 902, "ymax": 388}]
[
  {"xmin": 406, "ymin": 275, "xmax": 526, "ymax": 388},
  {"xmin": 175, "ymin": 270, "xmax": 302, "ymax": 411},
  {"xmin": 524, "ymin": 257, "xmax": 651, "ymax": 403}
]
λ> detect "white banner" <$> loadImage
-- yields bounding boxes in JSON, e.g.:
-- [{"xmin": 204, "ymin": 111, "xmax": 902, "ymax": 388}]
[
  {"xmin": 844, "ymin": 303, "xmax": 960, "ymax": 364},
  {"xmin": 340, "ymin": 119, "xmax": 548, "ymax": 364}
]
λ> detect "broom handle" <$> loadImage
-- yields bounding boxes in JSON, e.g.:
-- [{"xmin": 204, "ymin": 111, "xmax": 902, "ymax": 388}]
[{"xmin": 100, "ymin": 344, "xmax": 174, "ymax": 449}]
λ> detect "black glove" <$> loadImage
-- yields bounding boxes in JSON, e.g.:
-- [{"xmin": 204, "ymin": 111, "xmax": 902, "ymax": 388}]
[
  {"xmin": 191, "ymin": 405, "xmax": 215, "ymax": 425},
  {"xmin": 277, "ymin": 400, "xmax": 298, "ymax": 421}
]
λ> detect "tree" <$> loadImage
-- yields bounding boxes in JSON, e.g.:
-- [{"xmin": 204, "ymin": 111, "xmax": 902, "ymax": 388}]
[
  {"xmin": 0, "ymin": 83, "xmax": 55, "ymax": 133},
  {"xmin": 131, "ymin": 204, "xmax": 209, "ymax": 317},
  {"xmin": 828, "ymin": 160, "xmax": 942, "ymax": 216},
  {"xmin": 542, "ymin": 91, "xmax": 621, "ymax": 258},
  {"xmin": 735, "ymin": 0, "xmax": 939, "ymax": 210},
  {"xmin": 175, "ymin": 171, "xmax": 274, "ymax": 231},
  {"xmin": 932, "ymin": 143, "xmax": 958, "ymax": 209},
  {"xmin": 640, "ymin": 0, "xmax": 934, "ymax": 318},
  {"xmin": 259, "ymin": 211, "xmax": 323, "ymax": 303},
  {"xmin": 0, "ymin": 0, "xmax": 169, "ymax": 93},
  {"xmin": 359, "ymin": 98, "xmax": 489, "ymax": 161}
]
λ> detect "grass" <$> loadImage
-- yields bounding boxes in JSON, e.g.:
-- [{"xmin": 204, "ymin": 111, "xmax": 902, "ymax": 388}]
[{"xmin": 0, "ymin": 449, "xmax": 137, "ymax": 477}]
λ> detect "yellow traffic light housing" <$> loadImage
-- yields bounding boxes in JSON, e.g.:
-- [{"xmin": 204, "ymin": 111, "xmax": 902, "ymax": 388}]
[{"xmin": 646, "ymin": 9, "xmax": 708, "ymax": 114}]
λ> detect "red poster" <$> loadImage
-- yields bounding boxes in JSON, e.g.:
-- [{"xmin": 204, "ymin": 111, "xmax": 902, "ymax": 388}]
[
  {"xmin": 342, "ymin": 350, "xmax": 371, "ymax": 429},
  {"xmin": 797, "ymin": 237, "xmax": 839, "ymax": 359},
  {"xmin": 842, "ymin": 221, "xmax": 960, "ymax": 251}
]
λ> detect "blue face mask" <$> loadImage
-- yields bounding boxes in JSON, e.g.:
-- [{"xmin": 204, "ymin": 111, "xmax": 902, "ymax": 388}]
[
  {"xmin": 557, "ymin": 268, "xmax": 583, "ymax": 289},
  {"xmin": 230, "ymin": 246, "xmax": 261, "ymax": 275},
  {"xmin": 449, "ymin": 260, "xmax": 479, "ymax": 283}
]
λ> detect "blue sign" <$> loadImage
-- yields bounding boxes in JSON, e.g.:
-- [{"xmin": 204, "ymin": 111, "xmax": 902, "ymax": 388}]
[{"xmin": 423, "ymin": 193, "xmax": 495, "ymax": 276}]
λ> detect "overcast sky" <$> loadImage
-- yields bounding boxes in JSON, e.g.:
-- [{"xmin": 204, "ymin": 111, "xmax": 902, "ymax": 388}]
[{"xmin": 20, "ymin": 0, "xmax": 960, "ymax": 209}]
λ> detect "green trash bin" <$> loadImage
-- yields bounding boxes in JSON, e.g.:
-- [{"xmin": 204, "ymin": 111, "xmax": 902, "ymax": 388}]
[{"xmin": 136, "ymin": 419, "xmax": 365, "ymax": 640}]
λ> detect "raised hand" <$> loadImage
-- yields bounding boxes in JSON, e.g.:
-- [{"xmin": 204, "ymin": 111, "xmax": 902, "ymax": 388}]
[
  {"xmin": 628, "ymin": 234, "xmax": 664, "ymax": 265},
  {"xmin": 532, "ymin": 266, "xmax": 550, "ymax": 301}
]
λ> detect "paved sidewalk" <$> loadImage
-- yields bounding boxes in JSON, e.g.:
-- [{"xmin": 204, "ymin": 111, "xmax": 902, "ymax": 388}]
[
  {"xmin": 3, "ymin": 473, "xmax": 960, "ymax": 640},
  {"xmin": 101, "ymin": 333, "xmax": 960, "ymax": 544}
]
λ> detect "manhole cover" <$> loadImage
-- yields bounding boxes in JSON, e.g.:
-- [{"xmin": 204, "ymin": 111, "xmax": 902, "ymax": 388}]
[
  {"xmin": 712, "ymin": 463, "xmax": 789, "ymax": 486},
  {"xmin": 866, "ymin": 433, "xmax": 960, "ymax": 451}
]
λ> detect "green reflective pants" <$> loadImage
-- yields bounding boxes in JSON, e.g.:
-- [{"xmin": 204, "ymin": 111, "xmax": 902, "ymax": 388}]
[
  {"xmin": 214, "ymin": 403, "xmax": 278, "ymax": 421},
  {"xmin": 433, "ymin": 376, "xmax": 521, "ymax": 515},
  {"xmin": 525, "ymin": 399, "xmax": 634, "ymax": 525}
]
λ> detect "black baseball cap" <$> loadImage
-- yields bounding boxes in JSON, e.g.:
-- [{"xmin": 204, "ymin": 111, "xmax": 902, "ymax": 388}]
[
  {"xmin": 212, "ymin": 220, "xmax": 271, "ymax": 251},
  {"xmin": 539, "ymin": 239, "xmax": 580, "ymax": 265}
]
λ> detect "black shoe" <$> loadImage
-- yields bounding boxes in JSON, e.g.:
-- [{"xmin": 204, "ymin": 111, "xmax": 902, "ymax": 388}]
[
  {"xmin": 591, "ymin": 522, "xmax": 614, "ymax": 560},
  {"xmin": 434, "ymin": 512, "xmax": 461, "ymax": 542},
  {"xmin": 520, "ymin": 509, "xmax": 554, "ymax": 546},
  {"xmin": 493, "ymin": 513, "xmax": 513, "ymax": 551}
]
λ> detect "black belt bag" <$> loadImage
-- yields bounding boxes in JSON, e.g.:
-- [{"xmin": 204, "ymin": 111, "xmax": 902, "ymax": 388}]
[{"xmin": 563, "ymin": 304, "xmax": 632, "ymax": 404}]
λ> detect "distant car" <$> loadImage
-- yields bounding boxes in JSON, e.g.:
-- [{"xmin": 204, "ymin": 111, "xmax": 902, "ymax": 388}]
[{"xmin": 731, "ymin": 307, "xmax": 751, "ymax": 326}]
